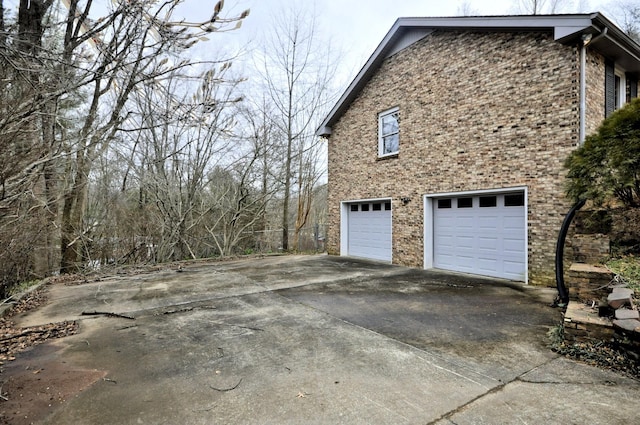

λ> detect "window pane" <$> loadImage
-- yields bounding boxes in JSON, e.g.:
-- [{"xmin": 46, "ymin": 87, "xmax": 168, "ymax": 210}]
[
  {"xmin": 504, "ymin": 193, "xmax": 525, "ymax": 207},
  {"xmin": 381, "ymin": 113, "xmax": 398, "ymax": 134},
  {"xmin": 383, "ymin": 134, "xmax": 399, "ymax": 154},
  {"xmin": 372, "ymin": 203, "xmax": 381, "ymax": 211},
  {"xmin": 350, "ymin": 204, "xmax": 358, "ymax": 212},
  {"xmin": 457, "ymin": 197, "xmax": 473, "ymax": 208},
  {"xmin": 361, "ymin": 204, "xmax": 370, "ymax": 212},
  {"xmin": 479, "ymin": 196, "xmax": 497, "ymax": 207},
  {"xmin": 437, "ymin": 199, "xmax": 452, "ymax": 209},
  {"xmin": 384, "ymin": 202, "xmax": 391, "ymax": 211}
]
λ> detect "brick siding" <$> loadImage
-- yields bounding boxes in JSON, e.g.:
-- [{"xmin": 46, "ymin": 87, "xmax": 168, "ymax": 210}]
[
  {"xmin": 585, "ymin": 50, "xmax": 606, "ymax": 135},
  {"xmin": 327, "ymin": 30, "xmax": 603, "ymax": 286}
]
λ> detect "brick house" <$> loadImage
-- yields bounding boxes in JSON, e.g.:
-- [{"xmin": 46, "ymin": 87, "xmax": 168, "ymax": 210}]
[{"xmin": 316, "ymin": 14, "xmax": 640, "ymax": 285}]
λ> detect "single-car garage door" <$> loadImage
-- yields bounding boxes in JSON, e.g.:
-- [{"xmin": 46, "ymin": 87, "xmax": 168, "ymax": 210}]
[
  {"xmin": 433, "ymin": 192, "xmax": 526, "ymax": 281},
  {"xmin": 347, "ymin": 201, "xmax": 392, "ymax": 262}
]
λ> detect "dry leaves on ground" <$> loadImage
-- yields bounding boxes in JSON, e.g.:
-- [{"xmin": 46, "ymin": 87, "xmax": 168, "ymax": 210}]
[{"xmin": 0, "ymin": 287, "xmax": 78, "ymax": 367}]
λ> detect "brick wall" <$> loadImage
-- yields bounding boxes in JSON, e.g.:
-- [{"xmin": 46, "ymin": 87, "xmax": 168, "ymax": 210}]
[
  {"xmin": 327, "ymin": 30, "xmax": 586, "ymax": 285},
  {"xmin": 572, "ymin": 234, "xmax": 611, "ymax": 264},
  {"xmin": 585, "ymin": 50, "xmax": 605, "ymax": 135}
]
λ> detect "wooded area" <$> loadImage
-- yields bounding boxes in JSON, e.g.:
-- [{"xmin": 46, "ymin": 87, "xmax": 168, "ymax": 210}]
[{"xmin": 0, "ymin": 0, "xmax": 332, "ymax": 297}]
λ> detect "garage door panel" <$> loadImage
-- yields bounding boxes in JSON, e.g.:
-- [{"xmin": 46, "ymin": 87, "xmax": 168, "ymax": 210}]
[
  {"xmin": 478, "ymin": 216, "xmax": 500, "ymax": 228},
  {"xmin": 503, "ymin": 217, "xmax": 524, "ymax": 230},
  {"xmin": 503, "ymin": 238, "xmax": 525, "ymax": 253},
  {"xmin": 433, "ymin": 192, "xmax": 526, "ymax": 281},
  {"xmin": 504, "ymin": 260, "xmax": 524, "ymax": 272},
  {"xmin": 478, "ymin": 236, "xmax": 498, "ymax": 250},
  {"xmin": 438, "ymin": 218, "xmax": 457, "ymax": 230},
  {"xmin": 440, "ymin": 234, "xmax": 455, "ymax": 244},
  {"xmin": 436, "ymin": 255, "xmax": 455, "ymax": 267},
  {"xmin": 454, "ymin": 252, "xmax": 477, "ymax": 262},
  {"xmin": 452, "ymin": 258, "xmax": 474, "ymax": 270},
  {"xmin": 456, "ymin": 216, "xmax": 476, "ymax": 227},
  {"xmin": 477, "ymin": 259, "xmax": 499, "ymax": 273},
  {"xmin": 455, "ymin": 235, "xmax": 475, "ymax": 247}
]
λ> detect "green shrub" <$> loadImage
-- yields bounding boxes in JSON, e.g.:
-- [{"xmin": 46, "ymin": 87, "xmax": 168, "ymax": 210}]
[{"xmin": 565, "ymin": 98, "xmax": 640, "ymax": 208}]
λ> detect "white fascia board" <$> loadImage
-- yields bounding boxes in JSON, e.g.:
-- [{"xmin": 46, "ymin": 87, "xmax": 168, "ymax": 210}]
[{"xmin": 317, "ymin": 126, "xmax": 332, "ymax": 137}]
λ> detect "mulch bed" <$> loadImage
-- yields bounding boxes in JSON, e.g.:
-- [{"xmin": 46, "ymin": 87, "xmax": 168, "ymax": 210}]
[{"xmin": 553, "ymin": 339, "xmax": 640, "ymax": 379}]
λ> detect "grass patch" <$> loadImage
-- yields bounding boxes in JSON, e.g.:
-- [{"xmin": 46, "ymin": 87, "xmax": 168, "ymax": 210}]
[
  {"xmin": 606, "ymin": 256, "xmax": 640, "ymax": 294},
  {"xmin": 7, "ymin": 280, "xmax": 41, "ymax": 297}
]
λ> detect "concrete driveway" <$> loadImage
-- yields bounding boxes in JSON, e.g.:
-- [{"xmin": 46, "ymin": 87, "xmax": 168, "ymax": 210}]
[{"xmin": 4, "ymin": 255, "xmax": 640, "ymax": 424}]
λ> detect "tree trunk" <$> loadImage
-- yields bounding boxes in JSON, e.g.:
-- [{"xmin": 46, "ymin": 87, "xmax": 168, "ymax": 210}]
[
  {"xmin": 281, "ymin": 132, "xmax": 292, "ymax": 252},
  {"xmin": 1, "ymin": 1, "xmax": 5, "ymax": 45},
  {"xmin": 41, "ymin": 100, "xmax": 60, "ymax": 273},
  {"xmin": 18, "ymin": 0, "xmax": 51, "ymax": 53},
  {"xmin": 16, "ymin": 0, "xmax": 56, "ymax": 276},
  {"xmin": 60, "ymin": 154, "xmax": 89, "ymax": 273},
  {"xmin": 293, "ymin": 151, "xmax": 304, "ymax": 251}
]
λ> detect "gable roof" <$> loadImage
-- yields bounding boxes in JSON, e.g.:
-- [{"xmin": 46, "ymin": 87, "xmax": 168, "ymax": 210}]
[{"xmin": 316, "ymin": 13, "xmax": 640, "ymax": 137}]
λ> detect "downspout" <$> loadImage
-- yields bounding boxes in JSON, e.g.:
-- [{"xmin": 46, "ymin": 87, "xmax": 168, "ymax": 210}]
[
  {"xmin": 555, "ymin": 199, "xmax": 586, "ymax": 306},
  {"xmin": 579, "ymin": 37, "xmax": 587, "ymax": 145},
  {"xmin": 579, "ymin": 28, "xmax": 607, "ymax": 145}
]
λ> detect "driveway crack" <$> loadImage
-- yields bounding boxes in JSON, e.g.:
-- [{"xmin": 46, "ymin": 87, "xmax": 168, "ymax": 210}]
[{"xmin": 425, "ymin": 357, "xmax": 560, "ymax": 425}]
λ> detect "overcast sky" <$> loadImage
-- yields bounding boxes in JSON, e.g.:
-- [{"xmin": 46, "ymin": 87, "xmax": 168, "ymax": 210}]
[
  {"xmin": 204, "ymin": 0, "xmax": 613, "ymax": 86},
  {"xmin": 4, "ymin": 0, "xmax": 617, "ymax": 86},
  {"xmin": 4, "ymin": 0, "xmax": 619, "ymax": 94}
]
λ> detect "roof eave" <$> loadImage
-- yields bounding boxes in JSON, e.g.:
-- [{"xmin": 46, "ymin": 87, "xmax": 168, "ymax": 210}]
[
  {"xmin": 315, "ymin": 13, "xmax": 640, "ymax": 137},
  {"xmin": 315, "ymin": 18, "xmax": 406, "ymax": 137}
]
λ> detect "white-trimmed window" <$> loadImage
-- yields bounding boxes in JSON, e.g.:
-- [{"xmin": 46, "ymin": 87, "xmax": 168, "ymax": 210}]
[
  {"xmin": 605, "ymin": 61, "xmax": 637, "ymax": 117},
  {"xmin": 378, "ymin": 107, "xmax": 399, "ymax": 157}
]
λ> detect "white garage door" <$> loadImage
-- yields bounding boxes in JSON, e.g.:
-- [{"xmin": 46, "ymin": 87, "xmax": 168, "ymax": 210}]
[
  {"xmin": 347, "ymin": 201, "xmax": 392, "ymax": 262},
  {"xmin": 433, "ymin": 192, "xmax": 526, "ymax": 281}
]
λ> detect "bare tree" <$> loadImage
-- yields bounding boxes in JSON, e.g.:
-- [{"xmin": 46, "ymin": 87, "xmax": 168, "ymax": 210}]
[
  {"xmin": 53, "ymin": 1, "xmax": 248, "ymax": 272},
  {"xmin": 129, "ymin": 64, "xmax": 242, "ymax": 261},
  {"xmin": 456, "ymin": 1, "xmax": 480, "ymax": 16},
  {"xmin": 258, "ymin": 4, "xmax": 336, "ymax": 252},
  {"xmin": 0, "ymin": 0, "xmax": 61, "ymax": 288},
  {"xmin": 234, "ymin": 97, "xmax": 282, "ymax": 251},
  {"xmin": 606, "ymin": 0, "xmax": 640, "ymax": 42},
  {"xmin": 0, "ymin": 0, "xmax": 249, "ymax": 286},
  {"xmin": 202, "ymin": 160, "xmax": 271, "ymax": 257},
  {"xmin": 515, "ymin": 0, "xmax": 575, "ymax": 14}
]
